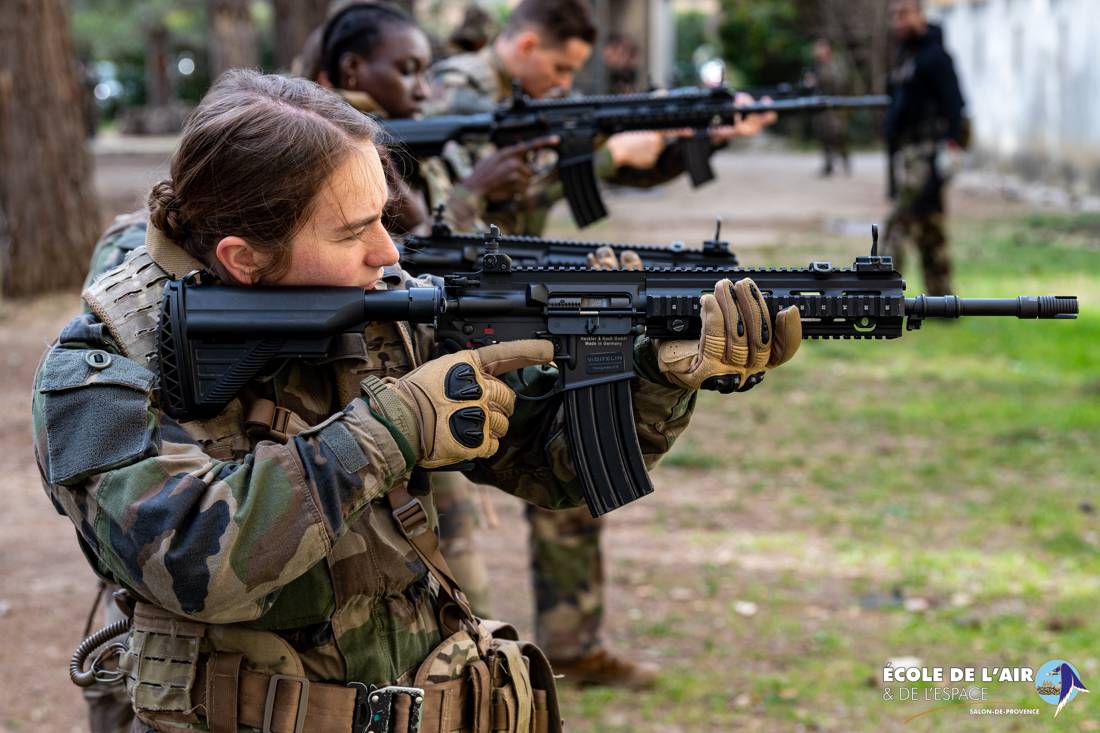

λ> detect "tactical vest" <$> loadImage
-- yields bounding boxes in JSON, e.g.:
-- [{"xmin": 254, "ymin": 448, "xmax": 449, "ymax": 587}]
[{"xmin": 81, "ymin": 233, "xmax": 561, "ymax": 733}]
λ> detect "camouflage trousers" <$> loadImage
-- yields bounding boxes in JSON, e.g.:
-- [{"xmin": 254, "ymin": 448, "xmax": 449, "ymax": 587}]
[
  {"xmin": 434, "ymin": 475, "xmax": 604, "ymax": 661},
  {"xmin": 883, "ymin": 143, "xmax": 954, "ymax": 296}
]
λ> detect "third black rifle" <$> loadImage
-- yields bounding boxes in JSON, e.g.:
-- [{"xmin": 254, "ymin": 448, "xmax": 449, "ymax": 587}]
[{"xmin": 381, "ymin": 86, "xmax": 889, "ymax": 227}]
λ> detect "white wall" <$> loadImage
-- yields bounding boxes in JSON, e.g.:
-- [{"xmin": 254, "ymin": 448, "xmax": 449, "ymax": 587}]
[{"xmin": 931, "ymin": 0, "xmax": 1100, "ymax": 192}]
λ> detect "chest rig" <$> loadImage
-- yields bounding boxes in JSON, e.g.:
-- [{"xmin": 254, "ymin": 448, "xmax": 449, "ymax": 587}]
[{"xmin": 79, "ymin": 228, "xmax": 563, "ymax": 733}]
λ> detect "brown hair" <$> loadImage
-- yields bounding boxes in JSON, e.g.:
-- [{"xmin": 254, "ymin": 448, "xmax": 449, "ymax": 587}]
[
  {"xmin": 148, "ymin": 68, "xmax": 384, "ymax": 282},
  {"xmin": 502, "ymin": 0, "xmax": 597, "ymax": 47}
]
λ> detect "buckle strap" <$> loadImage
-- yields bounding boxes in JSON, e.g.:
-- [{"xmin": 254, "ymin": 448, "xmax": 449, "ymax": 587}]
[
  {"xmin": 245, "ymin": 398, "xmax": 309, "ymax": 442},
  {"xmin": 195, "ymin": 665, "xmax": 467, "ymax": 733},
  {"xmin": 264, "ymin": 674, "xmax": 310, "ymax": 733},
  {"xmin": 391, "ymin": 497, "xmax": 431, "ymax": 539},
  {"xmin": 350, "ymin": 684, "xmax": 425, "ymax": 733},
  {"xmin": 207, "ymin": 652, "xmax": 243, "ymax": 733},
  {"xmin": 235, "ymin": 669, "xmax": 356, "ymax": 733}
]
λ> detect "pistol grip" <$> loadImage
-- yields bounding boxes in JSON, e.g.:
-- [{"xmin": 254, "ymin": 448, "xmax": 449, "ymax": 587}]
[{"xmin": 683, "ymin": 131, "xmax": 715, "ymax": 187}]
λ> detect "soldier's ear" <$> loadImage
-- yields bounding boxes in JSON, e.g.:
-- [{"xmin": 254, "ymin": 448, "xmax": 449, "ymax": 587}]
[
  {"xmin": 215, "ymin": 236, "xmax": 265, "ymax": 286},
  {"xmin": 339, "ymin": 52, "xmax": 365, "ymax": 90},
  {"xmin": 514, "ymin": 30, "xmax": 541, "ymax": 58}
]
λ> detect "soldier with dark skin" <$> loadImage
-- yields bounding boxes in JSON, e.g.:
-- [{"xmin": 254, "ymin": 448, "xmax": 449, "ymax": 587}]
[
  {"xmin": 426, "ymin": 0, "xmax": 776, "ymax": 688},
  {"xmin": 321, "ymin": 3, "xmax": 563, "ymax": 235},
  {"xmin": 883, "ymin": 0, "xmax": 968, "ymax": 296},
  {"xmin": 39, "ymin": 70, "xmax": 801, "ymax": 731}
]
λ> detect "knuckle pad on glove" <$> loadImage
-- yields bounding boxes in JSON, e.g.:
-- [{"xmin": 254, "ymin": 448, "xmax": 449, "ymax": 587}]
[
  {"xmin": 444, "ymin": 362, "xmax": 483, "ymax": 400},
  {"xmin": 448, "ymin": 406, "xmax": 486, "ymax": 449}
]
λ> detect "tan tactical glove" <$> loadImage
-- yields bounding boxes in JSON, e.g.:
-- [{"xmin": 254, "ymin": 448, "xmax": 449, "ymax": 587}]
[
  {"xmin": 656, "ymin": 277, "xmax": 801, "ymax": 392},
  {"xmin": 586, "ymin": 245, "xmax": 643, "ymax": 270},
  {"xmin": 368, "ymin": 340, "xmax": 554, "ymax": 468}
]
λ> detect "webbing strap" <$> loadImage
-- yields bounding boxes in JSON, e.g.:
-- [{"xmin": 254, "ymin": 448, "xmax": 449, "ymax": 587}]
[
  {"xmin": 387, "ymin": 483, "xmax": 485, "ymax": 649},
  {"xmin": 497, "ymin": 642, "xmax": 533, "ymax": 733},
  {"xmin": 193, "ymin": 661, "xmax": 475, "ymax": 733},
  {"xmin": 244, "ymin": 398, "xmax": 311, "ymax": 443},
  {"xmin": 207, "ymin": 652, "xmax": 243, "ymax": 733},
  {"xmin": 144, "ymin": 225, "xmax": 206, "ymax": 279}
]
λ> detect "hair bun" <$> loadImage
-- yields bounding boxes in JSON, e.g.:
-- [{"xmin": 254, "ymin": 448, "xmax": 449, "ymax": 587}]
[{"xmin": 147, "ymin": 180, "xmax": 189, "ymax": 240}]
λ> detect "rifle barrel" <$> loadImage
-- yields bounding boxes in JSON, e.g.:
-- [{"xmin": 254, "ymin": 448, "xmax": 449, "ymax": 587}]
[
  {"xmin": 905, "ymin": 295, "xmax": 1078, "ymax": 319},
  {"xmin": 734, "ymin": 95, "xmax": 890, "ymax": 114}
]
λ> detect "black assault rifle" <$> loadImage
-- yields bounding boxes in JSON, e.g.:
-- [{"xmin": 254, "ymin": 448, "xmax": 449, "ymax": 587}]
[
  {"xmin": 399, "ymin": 212, "xmax": 739, "ymax": 274},
  {"xmin": 157, "ymin": 227, "xmax": 1077, "ymax": 518},
  {"xmin": 381, "ymin": 86, "xmax": 889, "ymax": 227}
]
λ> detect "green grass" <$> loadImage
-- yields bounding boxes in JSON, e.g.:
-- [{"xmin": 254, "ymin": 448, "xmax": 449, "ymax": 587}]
[{"xmin": 556, "ymin": 213, "xmax": 1100, "ymax": 731}]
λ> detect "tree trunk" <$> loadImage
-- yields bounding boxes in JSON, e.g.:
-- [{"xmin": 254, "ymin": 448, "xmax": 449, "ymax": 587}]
[
  {"xmin": 272, "ymin": 0, "xmax": 330, "ymax": 72},
  {"xmin": 145, "ymin": 23, "xmax": 172, "ymax": 109},
  {"xmin": 208, "ymin": 0, "xmax": 260, "ymax": 79},
  {"xmin": 0, "ymin": 0, "xmax": 100, "ymax": 297}
]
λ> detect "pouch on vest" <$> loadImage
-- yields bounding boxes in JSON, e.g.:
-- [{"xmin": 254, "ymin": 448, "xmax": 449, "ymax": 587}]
[
  {"xmin": 119, "ymin": 603, "xmax": 206, "ymax": 721},
  {"xmin": 411, "ymin": 622, "xmax": 562, "ymax": 733}
]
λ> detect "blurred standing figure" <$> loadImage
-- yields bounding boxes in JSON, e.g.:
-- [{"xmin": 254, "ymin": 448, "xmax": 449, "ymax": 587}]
[
  {"xmin": 603, "ymin": 32, "xmax": 640, "ymax": 93},
  {"xmin": 448, "ymin": 4, "xmax": 497, "ymax": 56},
  {"xmin": 883, "ymin": 0, "xmax": 968, "ymax": 296},
  {"xmin": 805, "ymin": 38, "xmax": 850, "ymax": 176}
]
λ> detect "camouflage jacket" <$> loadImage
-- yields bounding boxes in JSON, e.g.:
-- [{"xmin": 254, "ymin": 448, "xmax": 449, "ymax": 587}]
[
  {"xmin": 428, "ymin": 47, "xmax": 710, "ymax": 236},
  {"xmin": 339, "ymin": 89, "xmax": 486, "ymax": 233},
  {"xmin": 35, "ymin": 222, "xmax": 697, "ymax": 699}
]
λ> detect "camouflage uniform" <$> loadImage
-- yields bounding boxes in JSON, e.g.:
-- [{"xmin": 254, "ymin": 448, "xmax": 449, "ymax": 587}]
[
  {"xmin": 426, "ymin": 47, "xmax": 707, "ymax": 662},
  {"xmin": 883, "ymin": 23, "xmax": 967, "ymax": 297},
  {"xmin": 339, "ymin": 89, "xmax": 497, "ymax": 617},
  {"xmin": 35, "ymin": 221, "xmax": 696, "ymax": 730},
  {"xmin": 80, "ymin": 213, "xmax": 154, "ymax": 733},
  {"xmin": 428, "ymin": 47, "xmax": 705, "ymax": 238},
  {"xmin": 883, "ymin": 141, "xmax": 953, "ymax": 295}
]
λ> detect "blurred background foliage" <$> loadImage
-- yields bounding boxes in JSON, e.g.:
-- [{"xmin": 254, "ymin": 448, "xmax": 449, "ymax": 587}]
[{"xmin": 68, "ymin": 0, "xmax": 878, "ymax": 143}]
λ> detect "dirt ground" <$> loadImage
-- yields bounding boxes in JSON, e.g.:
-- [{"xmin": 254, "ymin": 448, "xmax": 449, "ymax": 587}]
[{"xmin": 0, "ymin": 142, "xmax": 1054, "ymax": 732}]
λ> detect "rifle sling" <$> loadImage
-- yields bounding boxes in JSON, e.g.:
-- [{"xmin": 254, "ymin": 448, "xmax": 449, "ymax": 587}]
[{"xmin": 387, "ymin": 482, "xmax": 486, "ymax": 648}]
